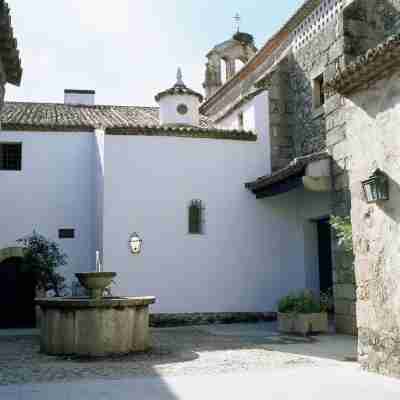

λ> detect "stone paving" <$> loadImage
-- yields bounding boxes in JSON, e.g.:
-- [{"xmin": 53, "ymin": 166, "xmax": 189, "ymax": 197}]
[{"xmin": 0, "ymin": 322, "xmax": 358, "ymax": 386}]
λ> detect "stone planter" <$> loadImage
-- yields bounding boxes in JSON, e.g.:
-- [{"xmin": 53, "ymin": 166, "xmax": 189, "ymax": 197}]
[{"xmin": 278, "ymin": 312, "xmax": 329, "ymax": 335}]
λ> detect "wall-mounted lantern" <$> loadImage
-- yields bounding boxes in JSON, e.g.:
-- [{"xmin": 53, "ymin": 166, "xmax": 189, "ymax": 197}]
[
  {"xmin": 129, "ymin": 232, "xmax": 142, "ymax": 255},
  {"xmin": 362, "ymin": 169, "xmax": 389, "ymax": 204}
]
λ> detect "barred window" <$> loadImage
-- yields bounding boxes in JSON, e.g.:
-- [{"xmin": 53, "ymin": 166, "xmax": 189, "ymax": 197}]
[
  {"xmin": 0, "ymin": 143, "xmax": 22, "ymax": 171},
  {"xmin": 188, "ymin": 200, "xmax": 203, "ymax": 234}
]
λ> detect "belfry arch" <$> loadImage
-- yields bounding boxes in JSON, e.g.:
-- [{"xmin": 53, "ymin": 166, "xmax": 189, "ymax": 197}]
[{"xmin": 203, "ymin": 31, "xmax": 257, "ymax": 99}]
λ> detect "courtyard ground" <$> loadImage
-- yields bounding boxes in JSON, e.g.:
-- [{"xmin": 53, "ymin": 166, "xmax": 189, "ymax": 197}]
[{"xmin": 1, "ymin": 322, "xmax": 399, "ymax": 399}]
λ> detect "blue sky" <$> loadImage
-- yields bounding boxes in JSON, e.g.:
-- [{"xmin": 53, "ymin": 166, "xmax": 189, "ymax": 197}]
[{"xmin": 7, "ymin": 0, "xmax": 304, "ymax": 106}]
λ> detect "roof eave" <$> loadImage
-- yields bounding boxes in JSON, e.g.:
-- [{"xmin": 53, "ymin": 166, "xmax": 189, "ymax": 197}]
[
  {"xmin": 326, "ymin": 34, "xmax": 400, "ymax": 95},
  {"xmin": 0, "ymin": 1, "xmax": 23, "ymax": 86}
]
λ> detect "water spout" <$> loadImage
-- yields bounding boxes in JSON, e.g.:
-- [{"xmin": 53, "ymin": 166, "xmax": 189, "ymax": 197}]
[{"xmin": 96, "ymin": 251, "xmax": 102, "ymax": 273}]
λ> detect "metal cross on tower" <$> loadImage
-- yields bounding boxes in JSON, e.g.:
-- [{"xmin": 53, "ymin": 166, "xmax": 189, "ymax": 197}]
[{"xmin": 234, "ymin": 13, "xmax": 241, "ymax": 33}]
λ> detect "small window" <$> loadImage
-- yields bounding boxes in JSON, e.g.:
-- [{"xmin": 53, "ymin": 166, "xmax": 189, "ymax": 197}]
[
  {"xmin": 59, "ymin": 229, "xmax": 75, "ymax": 239},
  {"xmin": 0, "ymin": 143, "xmax": 22, "ymax": 170},
  {"xmin": 188, "ymin": 200, "xmax": 203, "ymax": 235},
  {"xmin": 238, "ymin": 112, "xmax": 244, "ymax": 130},
  {"xmin": 313, "ymin": 74, "xmax": 325, "ymax": 109}
]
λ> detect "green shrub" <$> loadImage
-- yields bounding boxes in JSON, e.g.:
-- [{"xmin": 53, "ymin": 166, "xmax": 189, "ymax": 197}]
[
  {"xmin": 278, "ymin": 290, "xmax": 330, "ymax": 314},
  {"xmin": 330, "ymin": 215, "xmax": 353, "ymax": 254},
  {"xmin": 17, "ymin": 231, "xmax": 67, "ymax": 297}
]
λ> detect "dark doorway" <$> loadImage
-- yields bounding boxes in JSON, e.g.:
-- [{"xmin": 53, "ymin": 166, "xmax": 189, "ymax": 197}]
[
  {"xmin": 317, "ymin": 219, "xmax": 334, "ymax": 297},
  {"xmin": 0, "ymin": 257, "xmax": 36, "ymax": 329}
]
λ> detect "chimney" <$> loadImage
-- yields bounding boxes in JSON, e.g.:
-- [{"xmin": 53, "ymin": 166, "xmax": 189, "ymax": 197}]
[{"xmin": 64, "ymin": 89, "xmax": 95, "ymax": 106}]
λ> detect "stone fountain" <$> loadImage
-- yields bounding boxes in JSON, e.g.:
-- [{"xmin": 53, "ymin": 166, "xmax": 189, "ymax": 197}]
[{"xmin": 36, "ymin": 253, "xmax": 155, "ymax": 357}]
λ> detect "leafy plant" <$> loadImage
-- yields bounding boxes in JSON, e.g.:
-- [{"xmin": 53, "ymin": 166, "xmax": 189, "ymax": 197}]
[
  {"xmin": 17, "ymin": 231, "xmax": 67, "ymax": 297},
  {"xmin": 330, "ymin": 215, "xmax": 353, "ymax": 253},
  {"xmin": 278, "ymin": 290, "xmax": 331, "ymax": 314},
  {"xmin": 320, "ymin": 288, "xmax": 334, "ymax": 313}
]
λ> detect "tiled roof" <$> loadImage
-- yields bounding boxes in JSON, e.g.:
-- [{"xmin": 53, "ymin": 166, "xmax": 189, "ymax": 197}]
[
  {"xmin": 0, "ymin": 102, "xmax": 214, "ymax": 131},
  {"xmin": 245, "ymin": 151, "xmax": 329, "ymax": 192},
  {"xmin": 326, "ymin": 33, "xmax": 400, "ymax": 94},
  {"xmin": 0, "ymin": 1, "xmax": 22, "ymax": 85},
  {"xmin": 106, "ymin": 125, "xmax": 257, "ymax": 141}
]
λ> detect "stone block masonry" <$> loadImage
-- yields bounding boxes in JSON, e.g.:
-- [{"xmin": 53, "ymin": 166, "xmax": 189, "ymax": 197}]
[
  {"xmin": 286, "ymin": 5, "xmax": 357, "ymax": 335},
  {"xmin": 150, "ymin": 312, "xmax": 277, "ymax": 327}
]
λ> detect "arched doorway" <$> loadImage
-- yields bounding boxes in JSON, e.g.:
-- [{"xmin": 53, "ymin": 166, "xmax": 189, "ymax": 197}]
[{"xmin": 0, "ymin": 248, "xmax": 36, "ymax": 329}]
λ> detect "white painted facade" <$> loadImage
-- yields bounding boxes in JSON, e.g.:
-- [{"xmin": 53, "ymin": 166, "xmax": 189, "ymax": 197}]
[
  {"xmin": 0, "ymin": 130, "xmax": 95, "ymax": 282},
  {"xmin": 0, "ymin": 87, "xmax": 331, "ymax": 313},
  {"xmin": 217, "ymin": 91, "xmax": 272, "ymax": 174}
]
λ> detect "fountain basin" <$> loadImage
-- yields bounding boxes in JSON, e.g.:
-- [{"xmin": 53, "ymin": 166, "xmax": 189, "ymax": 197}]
[
  {"xmin": 75, "ymin": 272, "xmax": 117, "ymax": 299},
  {"xmin": 36, "ymin": 296, "xmax": 156, "ymax": 356}
]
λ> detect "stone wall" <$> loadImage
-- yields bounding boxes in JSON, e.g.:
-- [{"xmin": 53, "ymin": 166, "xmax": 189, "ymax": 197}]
[
  {"xmin": 343, "ymin": 0, "xmax": 400, "ymax": 62},
  {"xmin": 344, "ymin": 67, "xmax": 400, "ymax": 377},
  {"xmin": 283, "ymin": 7, "xmax": 357, "ymax": 334},
  {"xmin": 287, "ymin": 14, "xmax": 343, "ymax": 158},
  {"xmin": 267, "ymin": 60, "xmax": 293, "ymax": 172},
  {"xmin": 323, "ymin": 0, "xmax": 400, "ymax": 337}
]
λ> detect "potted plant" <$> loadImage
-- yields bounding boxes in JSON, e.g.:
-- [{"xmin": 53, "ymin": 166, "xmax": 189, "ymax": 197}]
[{"xmin": 277, "ymin": 290, "xmax": 330, "ymax": 335}]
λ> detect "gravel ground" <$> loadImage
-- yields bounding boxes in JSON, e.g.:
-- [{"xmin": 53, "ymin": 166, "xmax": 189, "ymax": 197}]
[{"xmin": 0, "ymin": 324, "xmax": 357, "ymax": 386}]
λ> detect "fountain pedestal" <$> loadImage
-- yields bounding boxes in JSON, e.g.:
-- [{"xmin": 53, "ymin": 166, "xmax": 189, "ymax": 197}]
[{"xmin": 36, "ymin": 296, "xmax": 156, "ymax": 356}]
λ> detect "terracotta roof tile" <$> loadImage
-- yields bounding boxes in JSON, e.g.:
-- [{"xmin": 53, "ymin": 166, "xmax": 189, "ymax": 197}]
[
  {"xmin": 326, "ymin": 33, "xmax": 400, "ymax": 94},
  {"xmin": 0, "ymin": 102, "xmax": 213, "ymax": 130}
]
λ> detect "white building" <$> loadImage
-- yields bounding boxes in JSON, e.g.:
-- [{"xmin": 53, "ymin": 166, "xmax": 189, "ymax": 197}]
[
  {"xmin": 1, "ymin": 0, "xmax": 343, "ymax": 329},
  {"xmin": 0, "ymin": 64, "xmax": 331, "ymax": 326}
]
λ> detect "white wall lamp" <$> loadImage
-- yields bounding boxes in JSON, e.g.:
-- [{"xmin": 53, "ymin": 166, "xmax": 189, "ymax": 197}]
[{"xmin": 129, "ymin": 232, "xmax": 143, "ymax": 255}]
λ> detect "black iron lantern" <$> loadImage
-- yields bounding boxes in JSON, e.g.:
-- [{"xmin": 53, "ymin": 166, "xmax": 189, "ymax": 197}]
[
  {"xmin": 362, "ymin": 169, "xmax": 389, "ymax": 203},
  {"xmin": 129, "ymin": 232, "xmax": 142, "ymax": 255}
]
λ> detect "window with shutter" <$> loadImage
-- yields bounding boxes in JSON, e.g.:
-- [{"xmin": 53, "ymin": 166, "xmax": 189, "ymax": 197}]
[{"xmin": 188, "ymin": 200, "xmax": 203, "ymax": 234}]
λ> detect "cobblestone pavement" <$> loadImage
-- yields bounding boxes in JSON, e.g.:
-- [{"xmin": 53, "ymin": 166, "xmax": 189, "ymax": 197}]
[{"xmin": 0, "ymin": 323, "xmax": 357, "ymax": 386}]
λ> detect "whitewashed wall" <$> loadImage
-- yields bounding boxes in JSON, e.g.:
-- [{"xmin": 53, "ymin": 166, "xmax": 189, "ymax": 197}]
[
  {"xmin": 217, "ymin": 91, "xmax": 271, "ymax": 174},
  {"xmin": 0, "ymin": 130, "xmax": 95, "ymax": 284},
  {"xmin": 158, "ymin": 94, "xmax": 200, "ymax": 126},
  {"xmin": 102, "ymin": 122, "xmax": 330, "ymax": 313}
]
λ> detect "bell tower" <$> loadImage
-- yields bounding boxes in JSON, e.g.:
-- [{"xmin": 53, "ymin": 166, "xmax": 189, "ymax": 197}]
[{"xmin": 203, "ymin": 15, "xmax": 257, "ymax": 99}]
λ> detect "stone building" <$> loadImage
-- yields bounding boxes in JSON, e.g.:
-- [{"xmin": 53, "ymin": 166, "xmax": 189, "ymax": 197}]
[
  {"xmin": 326, "ymin": 32, "xmax": 400, "ymax": 376},
  {"xmin": 201, "ymin": 0, "xmax": 400, "ymax": 337},
  {"xmin": 0, "ymin": 70, "xmax": 323, "ymax": 327},
  {"xmin": 201, "ymin": 0, "xmax": 357, "ymax": 335}
]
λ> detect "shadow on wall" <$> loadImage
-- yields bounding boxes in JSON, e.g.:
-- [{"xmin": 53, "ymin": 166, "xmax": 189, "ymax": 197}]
[
  {"xmin": 349, "ymin": 70, "xmax": 400, "ymax": 120},
  {"xmin": 377, "ymin": 175, "xmax": 400, "ymax": 223},
  {"xmin": 287, "ymin": 52, "xmax": 327, "ymax": 157}
]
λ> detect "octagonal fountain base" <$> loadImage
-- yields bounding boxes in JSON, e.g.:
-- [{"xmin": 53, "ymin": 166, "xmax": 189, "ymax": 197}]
[{"xmin": 36, "ymin": 296, "xmax": 156, "ymax": 356}]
